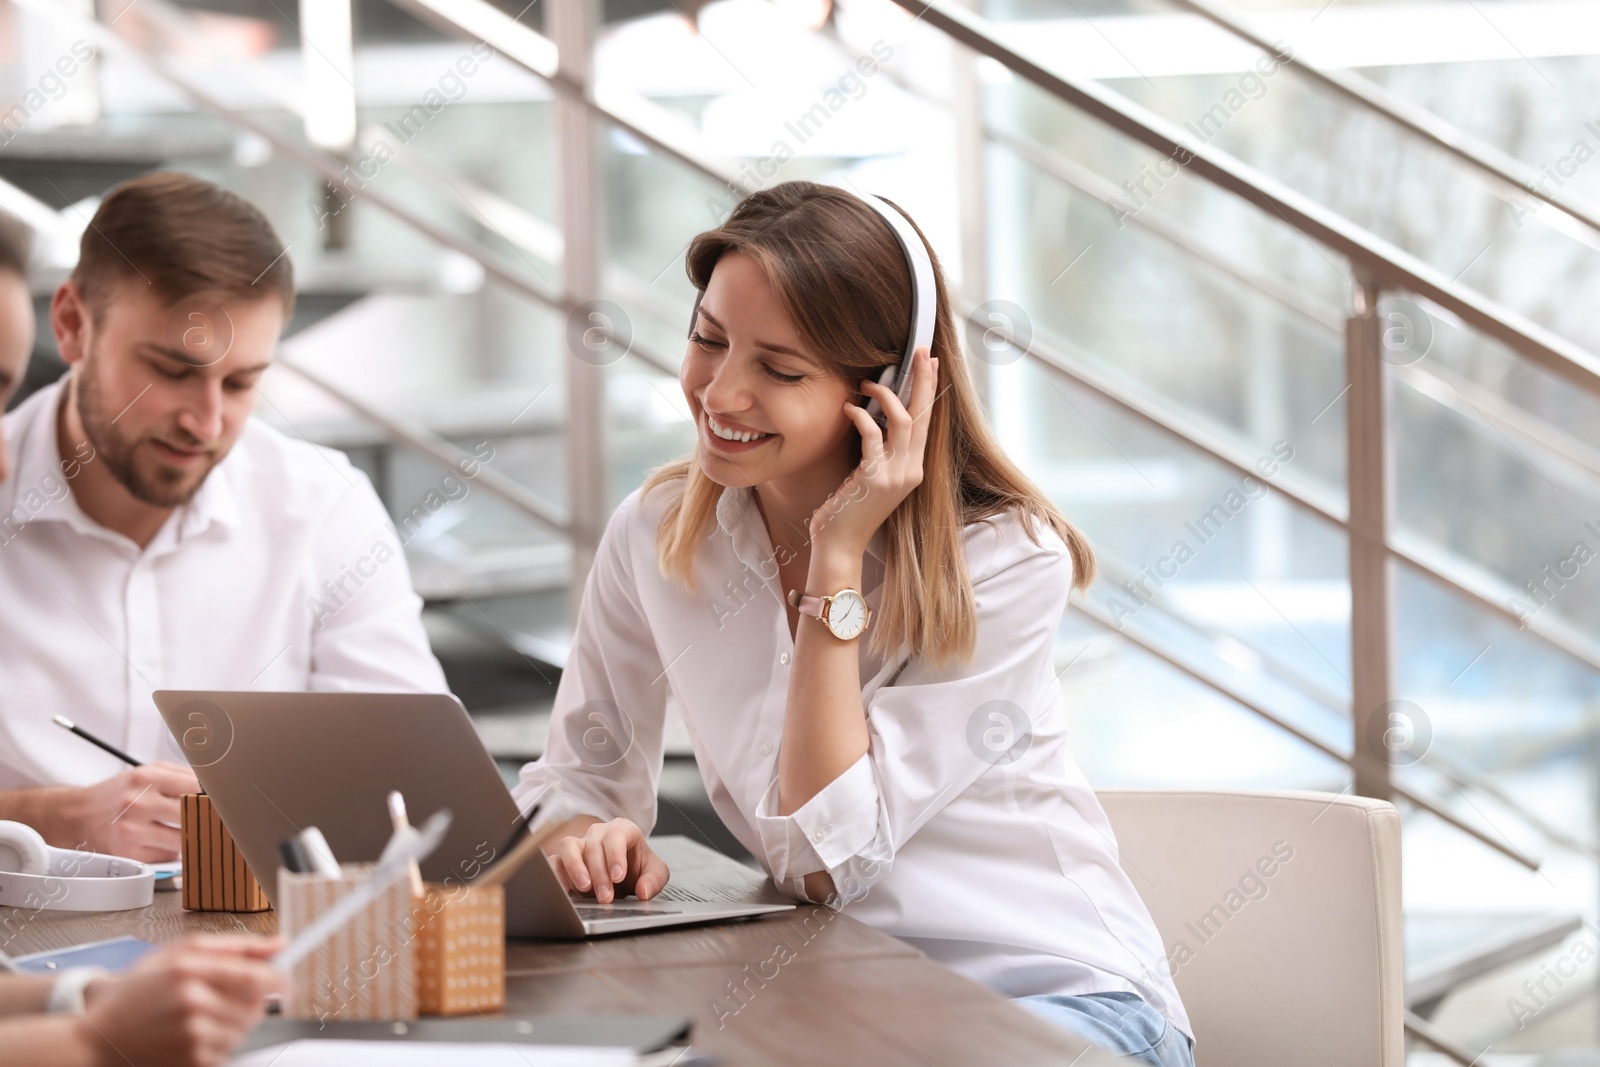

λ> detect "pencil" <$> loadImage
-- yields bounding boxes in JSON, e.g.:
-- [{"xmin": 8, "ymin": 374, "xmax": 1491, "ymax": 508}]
[
  {"xmin": 52, "ymin": 715, "xmax": 141, "ymax": 767},
  {"xmin": 387, "ymin": 791, "xmax": 427, "ymax": 897}
]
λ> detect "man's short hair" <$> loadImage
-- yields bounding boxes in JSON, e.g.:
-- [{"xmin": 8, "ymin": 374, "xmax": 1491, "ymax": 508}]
[
  {"xmin": 71, "ymin": 171, "xmax": 294, "ymax": 320},
  {"xmin": 0, "ymin": 212, "xmax": 30, "ymax": 279}
]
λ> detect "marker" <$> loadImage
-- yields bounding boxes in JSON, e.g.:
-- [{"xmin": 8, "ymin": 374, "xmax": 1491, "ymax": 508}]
[
  {"xmin": 52, "ymin": 715, "xmax": 141, "ymax": 767},
  {"xmin": 278, "ymin": 829, "xmax": 341, "ymax": 877},
  {"xmin": 299, "ymin": 828, "xmax": 342, "ymax": 878},
  {"xmin": 278, "ymin": 836, "xmax": 314, "ymax": 874}
]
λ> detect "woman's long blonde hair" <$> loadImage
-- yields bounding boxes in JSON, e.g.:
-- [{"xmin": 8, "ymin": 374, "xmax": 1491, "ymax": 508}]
[{"xmin": 642, "ymin": 181, "xmax": 1094, "ymax": 669}]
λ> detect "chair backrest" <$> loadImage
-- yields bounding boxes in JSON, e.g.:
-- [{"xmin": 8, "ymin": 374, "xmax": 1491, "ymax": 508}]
[{"xmin": 1097, "ymin": 789, "xmax": 1404, "ymax": 1067}]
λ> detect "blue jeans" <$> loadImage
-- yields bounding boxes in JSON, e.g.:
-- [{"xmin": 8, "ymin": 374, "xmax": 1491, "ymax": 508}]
[{"xmin": 1015, "ymin": 991, "xmax": 1194, "ymax": 1066}]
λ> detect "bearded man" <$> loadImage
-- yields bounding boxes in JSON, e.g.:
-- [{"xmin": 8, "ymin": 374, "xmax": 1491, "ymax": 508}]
[{"xmin": 0, "ymin": 172, "xmax": 445, "ymax": 861}]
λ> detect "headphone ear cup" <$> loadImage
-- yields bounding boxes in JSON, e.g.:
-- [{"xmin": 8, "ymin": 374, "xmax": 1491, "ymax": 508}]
[{"xmin": 0, "ymin": 820, "xmax": 50, "ymax": 875}]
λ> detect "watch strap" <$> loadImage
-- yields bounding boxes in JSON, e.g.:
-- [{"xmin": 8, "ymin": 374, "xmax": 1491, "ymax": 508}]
[
  {"xmin": 788, "ymin": 590, "xmax": 827, "ymax": 619},
  {"xmin": 46, "ymin": 966, "xmax": 109, "ymax": 1014}
]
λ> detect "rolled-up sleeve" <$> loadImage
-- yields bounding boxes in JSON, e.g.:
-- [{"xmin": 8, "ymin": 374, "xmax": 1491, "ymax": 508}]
[
  {"xmin": 514, "ymin": 490, "xmax": 668, "ymax": 830},
  {"xmin": 753, "ymin": 516, "xmax": 1073, "ymax": 908}
]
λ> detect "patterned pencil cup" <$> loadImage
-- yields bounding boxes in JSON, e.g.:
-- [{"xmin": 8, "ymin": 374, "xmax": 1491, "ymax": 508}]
[
  {"xmin": 180, "ymin": 794, "xmax": 270, "ymax": 912},
  {"xmin": 277, "ymin": 864, "xmax": 418, "ymax": 1021},
  {"xmin": 413, "ymin": 882, "xmax": 505, "ymax": 1015}
]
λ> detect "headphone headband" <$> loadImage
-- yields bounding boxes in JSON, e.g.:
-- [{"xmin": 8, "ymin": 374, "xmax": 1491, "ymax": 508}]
[
  {"xmin": 0, "ymin": 822, "xmax": 154, "ymax": 912},
  {"xmin": 858, "ymin": 193, "xmax": 937, "ymax": 365},
  {"xmin": 686, "ymin": 188, "xmax": 937, "ymax": 422}
]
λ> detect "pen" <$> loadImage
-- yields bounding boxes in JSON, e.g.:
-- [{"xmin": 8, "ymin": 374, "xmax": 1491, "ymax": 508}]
[
  {"xmin": 495, "ymin": 801, "xmax": 542, "ymax": 861},
  {"xmin": 52, "ymin": 715, "xmax": 141, "ymax": 767},
  {"xmin": 299, "ymin": 828, "xmax": 342, "ymax": 878},
  {"xmin": 474, "ymin": 804, "xmax": 569, "ymax": 889}
]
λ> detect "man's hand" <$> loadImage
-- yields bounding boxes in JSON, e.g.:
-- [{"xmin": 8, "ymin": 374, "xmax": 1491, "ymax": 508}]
[
  {"xmin": 77, "ymin": 935, "xmax": 285, "ymax": 1067},
  {"xmin": 32, "ymin": 763, "xmax": 199, "ymax": 861}
]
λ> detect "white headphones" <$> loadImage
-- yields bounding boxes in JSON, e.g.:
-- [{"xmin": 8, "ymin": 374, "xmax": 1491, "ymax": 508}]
[
  {"xmin": 856, "ymin": 192, "xmax": 938, "ymax": 425},
  {"xmin": 0, "ymin": 822, "xmax": 155, "ymax": 912},
  {"xmin": 687, "ymin": 188, "xmax": 938, "ymax": 427}
]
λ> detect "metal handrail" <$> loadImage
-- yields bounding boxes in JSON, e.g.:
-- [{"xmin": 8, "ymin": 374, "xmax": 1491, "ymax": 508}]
[
  {"xmin": 1165, "ymin": 0, "xmax": 1600, "ymax": 250},
  {"xmin": 993, "ymin": 130, "xmax": 1600, "ymax": 485},
  {"xmin": 886, "ymin": 0, "xmax": 1600, "ymax": 397},
  {"xmin": 9, "ymin": 0, "xmax": 665, "ymax": 540},
  {"xmin": 66, "ymin": 0, "xmax": 690, "ymax": 382},
  {"xmin": 986, "ymin": 128, "xmax": 1344, "ymax": 331},
  {"xmin": 375, "ymin": 0, "xmax": 1600, "ymax": 675},
  {"xmin": 72, "ymin": 0, "xmax": 1600, "ymax": 662},
  {"xmin": 811, "ymin": 21, "xmax": 1346, "ymax": 333},
  {"xmin": 816, "ymin": 19, "xmax": 1600, "ymax": 497},
  {"xmin": 386, "ymin": 0, "xmax": 747, "ymax": 196},
  {"xmin": 276, "ymin": 357, "xmax": 571, "ymax": 534},
  {"xmin": 1071, "ymin": 595, "xmax": 1540, "ymax": 870},
  {"xmin": 1091, "ymin": 551, "xmax": 1600, "ymax": 865},
  {"xmin": 135, "ymin": 0, "xmax": 697, "ymax": 383},
  {"xmin": 1394, "ymin": 359, "xmax": 1600, "ymax": 484},
  {"xmin": 980, "ymin": 306, "xmax": 1600, "ymax": 676}
]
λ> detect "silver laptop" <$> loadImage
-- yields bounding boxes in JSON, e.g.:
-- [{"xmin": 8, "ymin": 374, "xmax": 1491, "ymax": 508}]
[{"xmin": 152, "ymin": 690, "xmax": 794, "ymax": 937}]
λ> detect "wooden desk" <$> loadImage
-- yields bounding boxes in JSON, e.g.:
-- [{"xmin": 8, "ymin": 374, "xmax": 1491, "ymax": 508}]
[{"xmin": 3, "ymin": 881, "xmax": 1109, "ymax": 1064}]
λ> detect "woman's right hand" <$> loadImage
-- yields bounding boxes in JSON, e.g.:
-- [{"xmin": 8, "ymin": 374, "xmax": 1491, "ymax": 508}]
[{"xmin": 547, "ymin": 817, "xmax": 670, "ymax": 903}]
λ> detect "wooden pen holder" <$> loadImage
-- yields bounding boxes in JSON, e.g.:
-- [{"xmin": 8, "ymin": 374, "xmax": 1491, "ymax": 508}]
[
  {"xmin": 412, "ymin": 882, "xmax": 505, "ymax": 1015},
  {"xmin": 180, "ymin": 793, "xmax": 270, "ymax": 913},
  {"xmin": 278, "ymin": 863, "xmax": 418, "ymax": 1021},
  {"xmin": 276, "ymin": 866, "xmax": 506, "ymax": 1021}
]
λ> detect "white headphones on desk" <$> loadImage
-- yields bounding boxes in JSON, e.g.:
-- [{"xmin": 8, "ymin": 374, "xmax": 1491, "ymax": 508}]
[{"xmin": 0, "ymin": 822, "xmax": 155, "ymax": 912}]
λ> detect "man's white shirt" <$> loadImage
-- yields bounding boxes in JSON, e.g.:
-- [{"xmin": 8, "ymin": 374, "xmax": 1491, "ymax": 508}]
[
  {"xmin": 0, "ymin": 379, "xmax": 447, "ymax": 789},
  {"xmin": 516, "ymin": 479, "xmax": 1192, "ymax": 1038}
]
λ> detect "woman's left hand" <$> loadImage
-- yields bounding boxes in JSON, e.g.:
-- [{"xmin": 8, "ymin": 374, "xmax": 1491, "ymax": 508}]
[{"xmin": 809, "ymin": 345, "xmax": 939, "ymax": 556}]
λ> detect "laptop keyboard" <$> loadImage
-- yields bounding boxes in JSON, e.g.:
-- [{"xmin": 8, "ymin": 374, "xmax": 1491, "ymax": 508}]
[{"xmin": 573, "ymin": 903, "xmax": 683, "ymax": 918}]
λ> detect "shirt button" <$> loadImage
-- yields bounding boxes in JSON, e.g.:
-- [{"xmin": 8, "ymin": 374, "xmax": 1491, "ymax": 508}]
[
  {"xmin": 779, "ymin": 651, "xmax": 791, "ymax": 665},
  {"xmin": 759, "ymin": 740, "xmax": 773, "ymax": 756},
  {"xmin": 811, "ymin": 829, "xmax": 825, "ymax": 843}
]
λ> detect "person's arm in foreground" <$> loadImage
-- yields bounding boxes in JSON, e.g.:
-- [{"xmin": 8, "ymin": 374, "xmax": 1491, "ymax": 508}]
[{"xmin": 0, "ymin": 935, "xmax": 283, "ymax": 1067}]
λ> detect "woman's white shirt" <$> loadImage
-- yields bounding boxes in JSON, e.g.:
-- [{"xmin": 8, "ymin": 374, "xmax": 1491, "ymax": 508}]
[{"xmin": 515, "ymin": 481, "xmax": 1191, "ymax": 1039}]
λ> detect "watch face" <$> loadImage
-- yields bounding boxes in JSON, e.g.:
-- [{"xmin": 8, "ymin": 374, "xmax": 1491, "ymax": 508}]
[{"xmin": 825, "ymin": 590, "xmax": 868, "ymax": 639}]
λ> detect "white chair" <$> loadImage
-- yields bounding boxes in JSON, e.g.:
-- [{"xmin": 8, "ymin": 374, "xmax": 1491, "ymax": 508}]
[{"xmin": 1098, "ymin": 789, "xmax": 1405, "ymax": 1067}]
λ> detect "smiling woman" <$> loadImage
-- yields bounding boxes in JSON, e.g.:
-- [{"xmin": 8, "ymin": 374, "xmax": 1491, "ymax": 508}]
[
  {"xmin": 659, "ymin": 183, "xmax": 1095, "ymax": 669},
  {"xmin": 521, "ymin": 181, "xmax": 1194, "ymax": 1067}
]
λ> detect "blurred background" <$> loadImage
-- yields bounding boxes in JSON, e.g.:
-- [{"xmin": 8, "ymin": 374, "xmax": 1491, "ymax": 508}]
[{"xmin": 4, "ymin": 0, "xmax": 1600, "ymax": 1060}]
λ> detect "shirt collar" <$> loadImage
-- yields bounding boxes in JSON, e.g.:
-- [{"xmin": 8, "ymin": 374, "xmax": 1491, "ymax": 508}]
[
  {"xmin": 5, "ymin": 377, "xmax": 242, "ymax": 546},
  {"xmin": 714, "ymin": 483, "xmax": 886, "ymax": 595},
  {"xmin": 176, "ymin": 446, "xmax": 242, "ymax": 540},
  {"xmin": 6, "ymin": 379, "xmax": 100, "ymax": 539}
]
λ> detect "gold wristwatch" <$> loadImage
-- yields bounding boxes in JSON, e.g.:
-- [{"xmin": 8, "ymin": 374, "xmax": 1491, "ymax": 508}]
[{"xmin": 787, "ymin": 587, "xmax": 871, "ymax": 641}]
